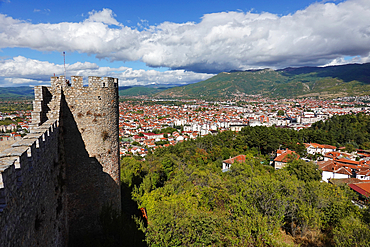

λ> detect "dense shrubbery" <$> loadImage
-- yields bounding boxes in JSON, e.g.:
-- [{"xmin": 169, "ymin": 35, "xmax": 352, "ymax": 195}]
[
  {"xmin": 122, "ymin": 154, "xmax": 370, "ymax": 246},
  {"xmin": 117, "ymin": 114, "xmax": 370, "ymax": 246}
]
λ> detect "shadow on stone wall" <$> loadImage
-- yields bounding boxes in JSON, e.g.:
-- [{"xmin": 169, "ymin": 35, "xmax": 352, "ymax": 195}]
[
  {"xmin": 72, "ymin": 186, "xmax": 148, "ymax": 247},
  {"xmin": 120, "ymin": 183, "xmax": 147, "ymax": 246},
  {"xmin": 40, "ymin": 87, "xmax": 52, "ymax": 124},
  {"xmin": 59, "ymin": 93, "xmax": 120, "ymax": 245}
]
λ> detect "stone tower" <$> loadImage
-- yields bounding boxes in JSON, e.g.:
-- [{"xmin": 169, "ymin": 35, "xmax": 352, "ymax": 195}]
[
  {"xmin": 33, "ymin": 75, "xmax": 121, "ymax": 239},
  {"xmin": 0, "ymin": 75, "xmax": 120, "ymax": 246}
]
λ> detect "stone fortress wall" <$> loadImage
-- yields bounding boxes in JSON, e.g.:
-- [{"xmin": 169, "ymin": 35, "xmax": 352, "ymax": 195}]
[{"xmin": 0, "ymin": 76, "xmax": 120, "ymax": 246}]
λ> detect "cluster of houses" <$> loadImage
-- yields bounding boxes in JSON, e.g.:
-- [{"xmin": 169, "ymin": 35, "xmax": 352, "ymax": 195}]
[
  {"xmin": 119, "ymin": 98, "xmax": 370, "ymax": 205},
  {"xmin": 223, "ymin": 143, "xmax": 370, "ymax": 179},
  {"xmin": 0, "ymin": 123, "xmax": 17, "ymax": 132},
  {"xmin": 222, "ymin": 148, "xmax": 300, "ymax": 172},
  {"xmin": 0, "ymin": 111, "xmax": 31, "ymax": 137},
  {"xmin": 118, "ymin": 98, "xmax": 370, "ymax": 156},
  {"xmin": 221, "ymin": 143, "xmax": 370, "ymax": 203},
  {"xmin": 0, "ymin": 110, "xmax": 31, "ymax": 152},
  {"xmin": 318, "ymin": 150, "xmax": 370, "ymax": 182}
]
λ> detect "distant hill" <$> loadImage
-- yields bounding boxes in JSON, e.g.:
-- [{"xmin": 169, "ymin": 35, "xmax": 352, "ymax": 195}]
[
  {"xmin": 154, "ymin": 63, "xmax": 370, "ymax": 99},
  {"xmin": 0, "ymin": 86, "xmax": 34, "ymax": 99},
  {"xmin": 119, "ymin": 85, "xmax": 180, "ymax": 97},
  {"xmin": 0, "ymin": 85, "xmax": 172, "ymax": 99},
  {"xmin": 119, "ymin": 86, "xmax": 163, "ymax": 96},
  {"xmin": 3, "ymin": 63, "xmax": 370, "ymax": 100}
]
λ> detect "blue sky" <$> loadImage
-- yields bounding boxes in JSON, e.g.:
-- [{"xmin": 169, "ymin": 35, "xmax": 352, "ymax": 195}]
[{"xmin": 0, "ymin": 0, "xmax": 369, "ymax": 87}]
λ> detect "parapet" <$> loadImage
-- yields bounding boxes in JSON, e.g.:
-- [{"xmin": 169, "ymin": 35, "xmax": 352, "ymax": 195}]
[
  {"xmin": 0, "ymin": 119, "xmax": 59, "ymax": 207},
  {"xmin": 88, "ymin": 76, "xmax": 118, "ymax": 88},
  {"xmin": 0, "ymin": 119, "xmax": 66, "ymax": 246},
  {"xmin": 51, "ymin": 76, "xmax": 118, "ymax": 89},
  {"xmin": 71, "ymin": 76, "xmax": 83, "ymax": 87}
]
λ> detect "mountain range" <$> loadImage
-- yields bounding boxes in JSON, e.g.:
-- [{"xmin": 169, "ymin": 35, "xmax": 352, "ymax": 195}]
[
  {"xmin": 0, "ymin": 86, "xmax": 35, "ymax": 99},
  {"xmin": 0, "ymin": 85, "xmax": 173, "ymax": 99},
  {"xmin": 1, "ymin": 63, "xmax": 369, "ymax": 99},
  {"xmin": 154, "ymin": 63, "xmax": 370, "ymax": 99}
]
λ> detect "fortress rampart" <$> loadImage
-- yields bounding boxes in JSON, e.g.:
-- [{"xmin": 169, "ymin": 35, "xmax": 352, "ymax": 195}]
[{"xmin": 0, "ymin": 76, "xmax": 120, "ymax": 246}]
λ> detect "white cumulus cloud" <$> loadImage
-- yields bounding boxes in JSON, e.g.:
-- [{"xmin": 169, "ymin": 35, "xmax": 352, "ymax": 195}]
[
  {"xmin": 86, "ymin": 8, "xmax": 121, "ymax": 26},
  {"xmin": 0, "ymin": 0, "xmax": 369, "ymax": 74},
  {"xmin": 0, "ymin": 56, "xmax": 213, "ymax": 86}
]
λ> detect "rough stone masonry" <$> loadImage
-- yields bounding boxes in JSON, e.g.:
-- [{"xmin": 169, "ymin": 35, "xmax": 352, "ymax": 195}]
[{"xmin": 0, "ymin": 76, "xmax": 121, "ymax": 246}]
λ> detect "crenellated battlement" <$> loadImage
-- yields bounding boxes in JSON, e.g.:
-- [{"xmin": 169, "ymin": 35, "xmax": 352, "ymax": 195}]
[
  {"xmin": 51, "ymin": 75, "xmax": 118, "ymax": 89},
  {"xmin": 0, "ymin": 75, "xmax": 120, "ymax": 246},
  {"xmin": 0, "ymin": 119, "xmax": 59, "ymax": 190},
  {"xmin": 0, "ymin": 118, "xmax": 63, "ymax": 246}
]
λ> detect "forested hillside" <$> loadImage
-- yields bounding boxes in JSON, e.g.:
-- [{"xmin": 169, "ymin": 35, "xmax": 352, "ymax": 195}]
[
  {"xmin": 83, "ymin": 113, "xmax": 370, "ymax": 246},
  {"xmin": 123, "ymin": 156, "xmax": 360, "ymax": 246},
  {"xmin": 306, "ymin": 113, "xmax": 370, "ymax": 150}
]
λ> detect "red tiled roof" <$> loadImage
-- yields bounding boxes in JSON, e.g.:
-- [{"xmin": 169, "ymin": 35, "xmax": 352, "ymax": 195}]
[
  {"xmin": 322, "ymin": 144, "xmax": 336, "ymax": 149},
  {"xmin": 223, "ymin": 155, "xmax": 246, "ymax": 165},
  {"xmin": 318, "ymin": 160, "xmax": 333, "ymax": 170},
  {"xmin": 336, "ymin": 158, "xmax": 363, "ymax": 166},
  {"xmin": 349, "ymin": 182, "xmax": 370, "ymax": 197},
  {"xmin": 335, "ymin": 167, "xmax": 352, "ymax": 175},
  {"xmin": 319, "ymin": 159, "xmax": 370, "ymax": 176},
  {"xmin": 274, "ymin": 149, "xmax": 299, "ymax": 162},
  {"xmin": 356, "ymin": 169, "xmax": 370, "ymax": 176},
  {"xmin": 305, "ymin": 143, "xmax": 337, "ymax": 150}
]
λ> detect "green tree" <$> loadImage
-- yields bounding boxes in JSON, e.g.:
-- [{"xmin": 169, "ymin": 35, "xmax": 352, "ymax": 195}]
[
  {"xmin": 285, "ymin": 160, "xmax": 322, "ymax": 183},
  {"xmin": 277, "ymin": 110, "xmax": 285, "ymax": 116},
  {"xmin": 152, "ymin": 128, "xmax": 160, "ymax": 134},
  {"xmin": 333, "ymin": 216, "xmax": 370, "ymax": 247},
  {"xmin": 344, "ymin": 143, "xmax": 356, "ymax": 153}
]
